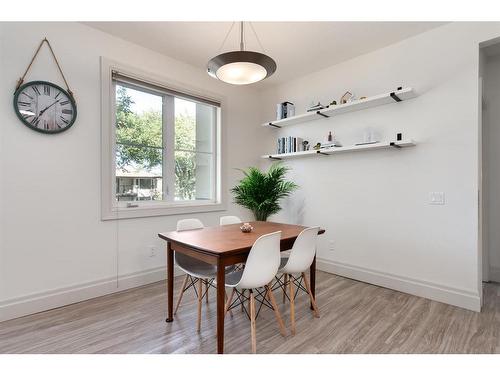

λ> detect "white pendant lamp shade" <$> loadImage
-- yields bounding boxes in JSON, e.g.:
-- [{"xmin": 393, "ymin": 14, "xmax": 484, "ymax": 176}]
[
  {"xmin": 207, "ymin": 23, "xmax": 277, "ymax": 85},
  {"xmin": 208, "ymin": 51, "xmax": 276, "ymax": 85},
  {"xmin": 216, "ymin": 62, "xmax": 266, "ymax": 85}
]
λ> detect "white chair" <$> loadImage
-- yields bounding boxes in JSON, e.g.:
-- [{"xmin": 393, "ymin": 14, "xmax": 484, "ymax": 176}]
[
  {"xmin": 277, "ymin": 227, "xmax": 320, "ymax": 335},
  {"xmin": 220, "ymin": 215, "xmax": 245, "ymax": 274},
  {"xmin": 224, "ymin": 231, "xmax": 286, "ymax": 353},
  {"xmin": 174, "ymin": 219, "xmax": 216, "ymax": 332},
  {"xmin": 219, "ymin": 215, "xmax": 242, "ymax": 225}
]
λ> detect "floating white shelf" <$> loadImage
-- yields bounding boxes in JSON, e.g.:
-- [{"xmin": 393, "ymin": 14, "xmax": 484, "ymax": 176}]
[
  {"xmin": 263, "ymin": 87, "xmax": 416, "ymax": 129},
  {"xmin": 262, "ymin": 140, "xmax": 416, "ymax": 160}
]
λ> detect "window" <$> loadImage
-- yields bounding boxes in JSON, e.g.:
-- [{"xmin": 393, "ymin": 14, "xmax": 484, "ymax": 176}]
[{"xmin": 101, "ymin": 61, "xmax": 224, "ymax": 219}]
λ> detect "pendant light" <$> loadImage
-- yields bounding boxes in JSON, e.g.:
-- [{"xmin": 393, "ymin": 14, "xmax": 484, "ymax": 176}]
[{"xmin": 207, "ymin": 22, "xmax": 276, "ymax": 85}]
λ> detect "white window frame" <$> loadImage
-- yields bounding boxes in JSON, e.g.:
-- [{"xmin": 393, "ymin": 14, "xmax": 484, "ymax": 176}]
[{"xmin": 100, "ymin": 58, "xmax": 226, "ymax": 220}]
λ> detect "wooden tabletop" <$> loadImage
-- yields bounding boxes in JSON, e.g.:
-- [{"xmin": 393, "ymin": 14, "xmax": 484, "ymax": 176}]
[{"xmin": 158, "ymin": 221, "xmax": 325, "ymax": 256}]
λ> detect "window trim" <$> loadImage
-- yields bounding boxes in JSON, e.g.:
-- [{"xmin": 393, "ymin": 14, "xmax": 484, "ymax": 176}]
[{"xmin": 100, "ymin": 57, "xmax": 226, "ymax": 220}]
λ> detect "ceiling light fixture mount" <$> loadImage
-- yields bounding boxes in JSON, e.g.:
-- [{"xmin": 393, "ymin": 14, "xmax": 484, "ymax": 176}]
[{"xmin": 207, "ymin": 22, "xmax": 276, "ymax": 85}]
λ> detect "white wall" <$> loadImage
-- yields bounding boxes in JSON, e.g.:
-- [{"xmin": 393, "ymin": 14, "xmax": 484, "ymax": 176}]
[
  {"xmin": 259, "ymin": 22, "xmax": 500, "ymax": 311},
  {"xmin": 0, "ymin": 22, "xmax": 261, "ymax": 321},
  {"xmin": 3, "ymin": 22, "xmax": 500, "ymax": 320},
  {"xmin": 482, "ymin": 52, "xmax": 500, "ymax": 282}
]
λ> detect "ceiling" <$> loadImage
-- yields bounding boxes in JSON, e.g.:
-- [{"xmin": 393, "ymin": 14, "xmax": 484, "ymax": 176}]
[{"xmin": 86, "ymin": 22, "xmax": 446, "ymax": 88}]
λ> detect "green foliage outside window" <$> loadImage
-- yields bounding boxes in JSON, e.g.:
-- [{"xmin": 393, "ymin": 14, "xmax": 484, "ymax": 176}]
[{"xmin": 115, "ymin": 86, "xmax": 197, "ymax": 200}]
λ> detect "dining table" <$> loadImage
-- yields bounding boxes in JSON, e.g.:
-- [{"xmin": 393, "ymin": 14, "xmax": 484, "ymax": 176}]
[{"xmin": 158, "ymin": 221, "xmax": 325, "ymax": 354}]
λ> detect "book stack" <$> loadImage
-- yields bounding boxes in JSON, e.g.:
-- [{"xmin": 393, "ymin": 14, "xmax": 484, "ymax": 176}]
[
  {"xmin": 276, "ymin": 102, "xmax": 295, "ymax": 120},
  {"xmin": 277, "ymin": 136, "xmax": 304, "ymax": 154}
]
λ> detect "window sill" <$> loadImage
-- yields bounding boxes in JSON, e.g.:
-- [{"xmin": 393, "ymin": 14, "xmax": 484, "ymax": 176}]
[{"xmin": 101, "ymin": 201, "xmax": 226, "ymax": 220}]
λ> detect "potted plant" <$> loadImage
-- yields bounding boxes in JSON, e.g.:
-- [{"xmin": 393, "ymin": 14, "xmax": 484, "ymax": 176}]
[{"xmin": 231, "ymin": 163, "xmax": 298, "ymax": 221}]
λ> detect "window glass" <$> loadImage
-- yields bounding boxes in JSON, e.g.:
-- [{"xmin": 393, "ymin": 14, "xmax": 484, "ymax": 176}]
[{"xmin": 113, "ymin": 81, "xmax": 217, "ymax": 205}]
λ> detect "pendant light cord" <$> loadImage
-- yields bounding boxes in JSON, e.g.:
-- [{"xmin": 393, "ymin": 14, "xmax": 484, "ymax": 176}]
[
  {"xmin": 240, "ymin": 21, "xmax": 244, "ymax": 51},
  {"xmin": 217, "ymin": 21, "xmax": 266, "ymax": 53},
  {"xmin": 217, "ymin": 22, "xmax": 235, "ymax": 53},
  {"xmin": 249, "ymin": 22, "xmax": 266, "ymax": 53}
]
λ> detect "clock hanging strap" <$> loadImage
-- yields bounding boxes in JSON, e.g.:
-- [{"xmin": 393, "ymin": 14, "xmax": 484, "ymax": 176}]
[{"xmin": 15, "ymin": 38, "xmax": 74, "ymax": 98}]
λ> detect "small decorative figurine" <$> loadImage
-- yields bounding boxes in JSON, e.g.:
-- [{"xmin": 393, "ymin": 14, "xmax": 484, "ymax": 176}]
[
  {"xmin": 328, "ymin": 131, "xmax": 333, "ymax": 142},
  {"xmin": 240, "ymin": 222, "xmax": 253, "ymax": 233},
  {"xmin": 340, "ymin": 91, "xmax": 353, "ymax": 104},
  {"xmin": 302, "ymin": 140, "xmax": 310, "ymax": 151},
  {"xmin": 360, "ymin": 96, "xmax": 367, "ymax": 100},
  {"xmin": 329, "ymin": 100, "xmax": 337, "ymax": 106},
  {"xmin": 313, "ymin": 142, "xmax": 322, "ymax": 150}
]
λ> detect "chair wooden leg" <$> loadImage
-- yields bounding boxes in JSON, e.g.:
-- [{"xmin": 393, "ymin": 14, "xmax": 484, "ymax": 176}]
[
  {"xmin": 174, "ymin": 274, "xmax": 189, "ymax": 315},
  {"xmin": 302, "ymin": 272, "xmax": 320, "ymax": 318},
  {"xmin": 283, "ymin": 274, "xmax": 288, "ymax": 304},
  {"xmin": 197, "ymin": 278, "xmax": 203, "ymax": 333},
  {"xmin": 289, "ymin": 274, "xmax": 296, "ymax": 335},
  {"xmin": 249, "ymin": 290, "xmax": 257, "ymax": 354},
  {"xmin": 266, "ymin": 284, "xmax": 287, "ymax": 336},
  {"xmin": 225, "ymin": 288, "xmax": 235, "ymax": 317}
]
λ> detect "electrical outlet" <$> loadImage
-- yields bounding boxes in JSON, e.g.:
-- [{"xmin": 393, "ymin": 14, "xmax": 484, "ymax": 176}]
[
  {"xmin": 329, "ymin": 240, "xmax": 335, "ymax": 251},
  {"xmin": 429, "ymin": 192, "xmax": 445, "ymax": 205},
  {"xmin": 149, "ymin": 246, "xmax": 157, "ymax": 257}
]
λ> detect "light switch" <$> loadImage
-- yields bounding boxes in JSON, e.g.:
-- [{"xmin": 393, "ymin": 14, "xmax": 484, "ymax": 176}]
[{"xmin": 429, "ymin": 192, "xmax": 445, "ymax": 205}]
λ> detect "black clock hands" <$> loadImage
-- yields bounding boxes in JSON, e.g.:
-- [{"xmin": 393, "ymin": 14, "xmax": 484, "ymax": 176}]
[{"xmin": 39, "ymin": 99, "xmax": 60, "ymax": 116}]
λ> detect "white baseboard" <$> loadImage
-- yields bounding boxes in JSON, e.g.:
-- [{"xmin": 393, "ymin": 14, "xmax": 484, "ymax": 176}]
[
  {"xmin": 489, "ymin": 266, "xmax": 500, "ymax": 283},
  {"xmin": 0, "ymin": 266, "xmax": 181, "ymax": 322},
  {"xmin": 317, "ymin": 258, "xmax": 481, "ymax": 312}
]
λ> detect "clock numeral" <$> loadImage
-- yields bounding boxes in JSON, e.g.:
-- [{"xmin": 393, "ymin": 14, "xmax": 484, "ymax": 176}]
[
  {"xmin": 60, "ymin": 100, "xmax": 70, "ymax": 106},
  {"xmin": 44, "ymin": 85, "xmax": 50, "ymax": 95},
  {"xmin": 18, "ymin": 101, "xmax": 31, "ymax": 107},
  {"xmin": 22, "ymin": 92, "xmax": 34, "ymax": 100},
  {"xmin": 22, "ymin": 113, "xmax": 34, "ymax": 119},
  {"xmin": 55, "ymin": 92, "xmax": 61, "ymax": 100},
  {"xmin": 43, "ymin": 120, "xmax": 49, "ymax": 130},
  {"xmin": 62, "ymin": 109, "xmax": 73, "ymax": 115},
  {"xmin": 32, "ymin": 86, "xmax": 41, "ymax": 95},
  {"xmin": 31, "ymin": 116, "xmax": 40, "ymax": 127},
  {"xmin": 60, "ymin": 116, "xmax": 69, "ymax": 125}
]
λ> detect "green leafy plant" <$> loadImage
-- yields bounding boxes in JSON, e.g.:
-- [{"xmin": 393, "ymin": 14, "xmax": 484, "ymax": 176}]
[{"xmin": 231, "ymin": 163, "xmax": 298, "ymax": 221}]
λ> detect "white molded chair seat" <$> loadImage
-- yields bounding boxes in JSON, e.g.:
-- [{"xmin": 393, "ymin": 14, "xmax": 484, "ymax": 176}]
[
  {"xmin": 224, "ymin": 231, "xmax": 286, "ymax": 353},
  {"xmin": 278, "ymin": 227, "xmax": 320, "ymax": 274},
  {"xmin": 223, "ymin": 269, "xmax": 244, "ymax": 287},
  {"xmin": 220, "ymin": 215, "xmax": 242, "ymax": 225},
  {"xmin": 277, "ymin": 226, "xmax": 321, "ymax": 335},
  {"xmin": 229, "ymin": 231, "xmax": 282, "ymax": 290},
  {"xmin": 279, "ymin": 257, "xmax": 288, "ymax": 270},
  {"xmin": 175, "ymin": 253, "xmax": 217, "ymax": 279},
  {"xmin": 174, "ymin": 218, "xmax": 214, "ymax": 332},
  {"xmin": 175, "ymin": 218, "xmax": 216, "ymax": 278},
  {"xmin": 173, "ymin": 218, "xmax": 236, "ymax": 332}
]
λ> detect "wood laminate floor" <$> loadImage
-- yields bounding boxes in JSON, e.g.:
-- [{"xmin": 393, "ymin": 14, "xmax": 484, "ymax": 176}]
[{"xmin": 0, "ymin": 271, "xmax": 499, "ymax": 354}]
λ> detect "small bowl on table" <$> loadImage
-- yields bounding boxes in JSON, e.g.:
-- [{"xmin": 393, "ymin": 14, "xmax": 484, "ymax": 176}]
[{"xmin": 240, "ymin": 222, "xmax": 253, "ymax": 233}]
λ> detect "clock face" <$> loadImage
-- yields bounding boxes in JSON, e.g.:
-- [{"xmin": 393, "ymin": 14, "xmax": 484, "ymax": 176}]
[{"xmin": 14, "ymin": 81, "xmax": 77, "ymax": 134}]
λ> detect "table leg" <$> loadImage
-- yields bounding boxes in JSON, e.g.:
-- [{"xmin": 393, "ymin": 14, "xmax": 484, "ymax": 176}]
[
  {"xmin": 309, "ymin": 255, "xmax": 316, "ymax": 310},
  {"xmin": 216, "ymin": 259, "xmax": 225, "ymax": 354},
  {"xmin": 166, "ymin": 242, "xmax": 174, "ymax": 322}
]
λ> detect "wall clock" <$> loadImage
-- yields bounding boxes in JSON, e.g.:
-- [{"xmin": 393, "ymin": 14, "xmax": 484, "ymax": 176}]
[
  {"xmin": 14, "ymin": 80, "xmax": 77, "ymax": 134},
  {"xmin": 13, "ymin": 38, "xmax": 77, "ymax": 134}
]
